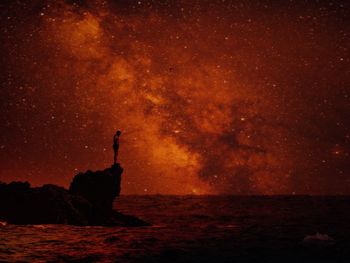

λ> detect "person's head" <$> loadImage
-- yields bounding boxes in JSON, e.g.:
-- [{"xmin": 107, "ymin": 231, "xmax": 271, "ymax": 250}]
[{"xmin": 116, "ymin": 130, "xmax": 121, "ymax": 136}]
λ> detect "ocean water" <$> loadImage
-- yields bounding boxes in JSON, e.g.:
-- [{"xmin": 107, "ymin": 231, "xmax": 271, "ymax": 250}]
[{"xmin": 1, "ymin": 196, "xmax": 350, "ymax": 262}]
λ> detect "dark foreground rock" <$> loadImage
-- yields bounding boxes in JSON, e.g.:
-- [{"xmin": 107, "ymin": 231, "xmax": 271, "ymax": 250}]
[
  {"xmin": 0, "ymin": 164, "xmax": 149, "ymax": 227},
  {"xmin": 69, "ymin": 163, "xmax": 123, "ymax": 211}
]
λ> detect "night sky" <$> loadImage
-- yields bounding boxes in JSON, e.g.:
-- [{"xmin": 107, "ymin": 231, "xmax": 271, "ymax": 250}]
[{"xmin": 0, "ymin": 0, "xmax": 349, "ymax": 194}]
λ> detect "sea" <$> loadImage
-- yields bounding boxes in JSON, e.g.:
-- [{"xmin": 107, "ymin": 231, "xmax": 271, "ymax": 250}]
[{"xmin": 1, "ymin": 195, "xmax": 350, "ymax": 262}]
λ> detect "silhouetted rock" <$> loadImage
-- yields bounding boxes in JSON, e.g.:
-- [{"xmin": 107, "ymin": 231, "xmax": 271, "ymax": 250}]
[
  {"xmin": 0, "ymin": 182, "xmax": 92, "ymax": 225},
  {"xmin": 0, "ymin": 164, "xmax": 149, "ymax": 227},
  {"xmin": 69, "ymin": 163, "xmax": 122, "ymax": 211}
]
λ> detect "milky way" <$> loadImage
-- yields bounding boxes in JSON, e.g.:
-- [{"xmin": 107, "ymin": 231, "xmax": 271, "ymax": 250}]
[{"xmin": 0, "ymin": 0, "xmax": 349, "ymax": 194}]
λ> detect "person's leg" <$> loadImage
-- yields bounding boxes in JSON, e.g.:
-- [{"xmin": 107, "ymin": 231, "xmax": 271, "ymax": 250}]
[{"xmin": 115, "ymin": 146, "xmax": 119, "ymax": 163}]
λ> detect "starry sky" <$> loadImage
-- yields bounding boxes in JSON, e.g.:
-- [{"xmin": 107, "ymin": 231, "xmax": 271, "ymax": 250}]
[{"xmin": 0, "ymin": 0, "xmax": 349, "ymax": 194}]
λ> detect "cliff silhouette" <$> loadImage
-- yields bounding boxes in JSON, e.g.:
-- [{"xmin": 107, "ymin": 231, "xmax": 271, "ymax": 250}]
[{"xmin": 0, "ymin": 163, "xmax": 149, "ymax": 226}]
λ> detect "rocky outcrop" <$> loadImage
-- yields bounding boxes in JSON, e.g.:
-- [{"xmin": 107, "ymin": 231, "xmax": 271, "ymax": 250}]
[
  {"xmin": 0, "ymin": 164, "xmax": 149, "ymax": 226},
  {"xmin": 69, "ymin": 163, "xmax": 122, "ymax": 211},
  {"xmin": 0, "ymin": 182, "xmax": 93, "ymax": 225}
]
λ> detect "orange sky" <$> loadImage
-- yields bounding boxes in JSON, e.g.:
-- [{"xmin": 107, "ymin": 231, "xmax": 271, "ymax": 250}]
[{"xmin": 0, "ymin": 0, "xmax": 349, "ymax": 194}]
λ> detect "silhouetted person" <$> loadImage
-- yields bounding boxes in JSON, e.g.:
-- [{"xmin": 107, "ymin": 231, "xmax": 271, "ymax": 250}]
[{"xmin": 113, "ymin": 130, "xmax": 121, "ymax": 164}]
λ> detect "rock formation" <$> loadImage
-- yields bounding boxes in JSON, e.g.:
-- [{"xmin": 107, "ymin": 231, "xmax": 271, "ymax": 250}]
[
  {"xmin": 69, "ymin": 163, "xmax": 122, "ymax": 211},
  {"xmin": 0, "ymin": 164, "xmax": 149, "ymax": 226}
]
